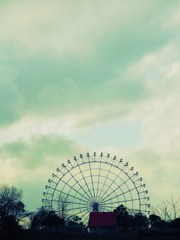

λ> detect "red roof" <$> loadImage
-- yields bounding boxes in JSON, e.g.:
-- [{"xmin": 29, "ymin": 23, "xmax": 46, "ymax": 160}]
[{"xmin": 88, "ymin": 212, "xmax": 117, "ymax": 227}]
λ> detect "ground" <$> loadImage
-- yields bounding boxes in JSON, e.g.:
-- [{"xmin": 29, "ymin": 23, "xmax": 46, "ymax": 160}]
[{"xmin": 1, "ymin": 229, "xmax": 180, "ymax": 240}]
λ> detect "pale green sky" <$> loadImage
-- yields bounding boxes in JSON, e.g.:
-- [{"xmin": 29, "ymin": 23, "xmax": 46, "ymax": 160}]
[{"xmin": 0, "ymin": 0, "xmax": 179, "ymax": 212}]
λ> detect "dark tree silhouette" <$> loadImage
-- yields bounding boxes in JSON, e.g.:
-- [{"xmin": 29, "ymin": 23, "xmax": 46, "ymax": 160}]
[
  {"xmin": 31, "ymin": 208, "xmax": 64, "ymax": 229},
  {"xmin": 170, "ymin": 218, "xmax": 180, "ymax": 229},
  {"xmin": 43, "ymin": 211, "xmax": 64, "ymax": 228},
  {"xmin": 132, "ymin": 212, "xmax": 148, "ymax": 229},
  {"xmin": 149, "ymin": 214, "xmax": 162, "ymax": 228},
  {"xmin": 31, "ymin": 207, "xmax": 48, "ymax": 229},
  {"xmin": 0, "ymin": 185, "xmax": 25, "ymax": 230},
  {"xmin": 114, "ymin": 204, "xmax": 132, "ymax": 229},
  {"xmin": 114, "ymin": 205, "xmax": 150, "ymax": 230}
]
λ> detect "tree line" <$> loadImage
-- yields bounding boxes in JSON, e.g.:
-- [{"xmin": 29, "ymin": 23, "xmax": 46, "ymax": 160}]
[
  {"xmin": 113, "ymin": 204, "xmax": 180, "ymax": 230},
  {"xmin": 0, "ymin": 185, "xmax": 180, "ymax": 233}
]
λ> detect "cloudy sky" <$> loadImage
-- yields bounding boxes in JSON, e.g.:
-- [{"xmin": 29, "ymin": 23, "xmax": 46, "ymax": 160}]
[{"xmin": 0, "ymin": 0, "xmax": 179, "ymax": 212}]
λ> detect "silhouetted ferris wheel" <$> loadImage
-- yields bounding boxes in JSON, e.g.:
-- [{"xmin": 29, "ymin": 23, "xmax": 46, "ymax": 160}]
[{"xmin": 42, "ymin": 152, "xmax": 150, "ymax": 224}]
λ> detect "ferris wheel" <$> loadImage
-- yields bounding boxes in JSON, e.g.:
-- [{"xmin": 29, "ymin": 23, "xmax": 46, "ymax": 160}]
[{"xmin": 42, "ymin": 152, "xmax": 150, "ymax": 224}]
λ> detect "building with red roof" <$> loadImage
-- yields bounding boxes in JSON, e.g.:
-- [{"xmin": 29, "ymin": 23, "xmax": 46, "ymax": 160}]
[{"xmin": 88, "ymin": 212, "xmax": 117, "ymax": 233}]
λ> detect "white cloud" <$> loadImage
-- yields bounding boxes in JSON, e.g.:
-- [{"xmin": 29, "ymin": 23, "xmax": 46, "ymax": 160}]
[
  {"xmin": 0, "ymin": 115, "xmax": 76, "ymax": 145},
  {"xmin": 128, "ymin": 44, "xmax": 180, "ymax": 153},
  {"xmin": 163, "ymin": 3, "xmax": 180, "ymax": 30},
  {"xmin": 120, "ymin": 42, "xmax": 180, "ymax": 204},
  {"xmin": 0, "ymin": 1, "xmax": 117, "ymax": 57},
  {"xmin": 0, "ymin": 0, "xmax": 173, "ymax": 57}
]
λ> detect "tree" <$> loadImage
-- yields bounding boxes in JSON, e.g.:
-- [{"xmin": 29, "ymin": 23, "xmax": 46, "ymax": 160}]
[
  {"xmin": 30, "ymin": 207, "xmax": 48, "ymax": 229},
  {"xmin": 57, "ymin": 195, "xmax": 68, "ymax": 219},
  {"xmin": 43, "ymin": 211, "xmax": 64, "ymax": 228},
  {"xmin": 170, "ymin": 218, "xmax": 180, "ymax": 229},
  {"xmin": 149, "ymin": 214, "xmax": 162, "ymax": 228},
  {"xmin": 132, "ymin": 212, "xmax": 148, "ymax": 229},
  {"xmin": 0, "ymin": 185, "xmax": 25, "ymax": 230},
  {"xmin": 31, "ymin": 208, "xmax": 64, "ymax": 229},
  {"xmin": 114, "ymin": 204, "xmax": 132, "ymax": 229}
]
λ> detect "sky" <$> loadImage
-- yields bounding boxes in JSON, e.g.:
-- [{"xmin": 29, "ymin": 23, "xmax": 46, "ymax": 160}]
[{"xmin": 0, "ymin": 0, "xmax": 179, "ymax": 213}]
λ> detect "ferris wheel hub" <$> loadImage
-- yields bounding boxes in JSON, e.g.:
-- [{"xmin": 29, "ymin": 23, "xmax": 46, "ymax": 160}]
[{"xmin": 92, "ymin": 202, "xmax": 100, "ymax": 212}]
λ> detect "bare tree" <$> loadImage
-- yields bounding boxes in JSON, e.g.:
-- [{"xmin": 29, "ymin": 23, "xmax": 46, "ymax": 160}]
[
  {"xmin": 150, "ymin": 196, "xmax": 180, "ymax": 221},
  {"xmin": 57, "ymin": 195, "xmax": 68, "ymax": 219},
  {"xmin": 165, "ymin": 196, "xmax": 180, "ymax": 220}
]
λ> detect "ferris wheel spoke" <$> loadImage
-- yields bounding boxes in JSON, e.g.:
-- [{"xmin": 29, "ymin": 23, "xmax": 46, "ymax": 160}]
[
  {"xmin": 68, "ymin": 205, "xmax": 89, "ymax": 216},
  {"xmin": 53, "ymin": 176, "xmax": 90, "ymax": 202},
  {"xmin": 79, "ymin": 209, "xmax": 90, "ymax": 222},
  {"xmin": 98, "ymin": 163, "xmax": 127, "ymax": 202},
  {"xmin": 96, "ymin": 160, "xmax": 113, "ymax": 201},
  {"xmin": 101, "ymin": 202, "xmax": 113, "ymax": 209},
  {"xmin": 101, "ymin": 205, "xmax": 113, "ymax": 212},
  {"xmin": 83, "ymin": 214, "xmax": 90, "ymax": 225},
  {"xmin": 64, "ymin": 165, "xmax": 93, "ymax": 202},
  {"xmin": 101, "ymin": 188, "xmax": 142, "ymax": 203},
  {"xmin": 101, "ymin": 188, "xmax": 134, "ymax": 203},
  {"xmin": 95, "ymin": 157, "xmax": 102, "ymax": 201},
  {"xmin": 76, "ymin": 158, "xmax": 94, "ymax": 200},
  {"xmin": 98, "ymin": 178, "xmax": 126, "ymax": 205},
  {"xmin": 101, "ymin": 190, "xmax": 122, "ymax": 207},
  {"xmin": 99, "ymin": 168, "xmax": 117, "ymax": 201},
  {"xmin": 98, "ymin": 186, "xmax": 117, "ymax": 203},
  {"xmin": 87, "ymin": 156, "xmax": 96, "ymax": 200},
  {"xmin": 65, "ymin": 179, "xmax": 95, "ymax": 205},
  {"xmin": 105, "ymin": 198, "xmax": 137, "ymax": 205},
  {"xmin": 100, "ymin": 173, "xmax": 134, "ymax": 203},
  {"xmin": 79, "ymin": 211, "xmax": 90, "ymax": 225},
  {"xmin": 51, "ymin": 198, "xmax": 90, "ymax": 207},
  {"xmin": 67, "ymin": 207, "xmax": 90, "ymax": 219},
  {"xmin": 69, "ymin": 180, "xmax": 105, "ymax": 206},
  {"xmin": 53, "ymin": 188, "xmax": 90, "ymax": 205},
  {"xmin": 102, "ymin": 198, "xmax": 143, "ymax": 206},
  {"xmin": 66, "ymin": 205, "xmax": 89, "ymax": 211},
  {"xmin": 64, "ymin": 180, "xmax": 91, "ymax": 203},
  {"xmin": 98, "ymin": 165, "xmax": 126, "ymax": 202}
]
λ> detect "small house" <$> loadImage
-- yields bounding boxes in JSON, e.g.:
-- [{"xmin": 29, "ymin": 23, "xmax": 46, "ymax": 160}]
[{"xmin": 88, "ymin": 212, "xmax": 117, "ymax": 234}]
